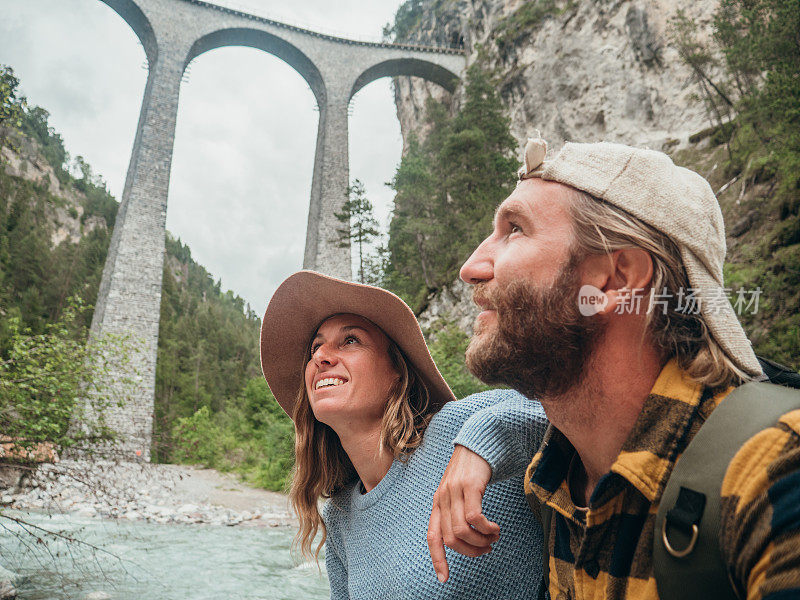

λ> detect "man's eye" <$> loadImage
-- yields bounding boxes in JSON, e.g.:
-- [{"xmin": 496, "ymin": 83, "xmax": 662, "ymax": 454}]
[
  {"xmin": 509, "ymin": 223, "xmax": 522, "ymax": 234},
  {"xmin": 310, "ymin": 343, "xmax": 322, "ymax": 355},
  {"xmin": 343, "ymin": 335, "xmax": 359, "ymax": 346}
]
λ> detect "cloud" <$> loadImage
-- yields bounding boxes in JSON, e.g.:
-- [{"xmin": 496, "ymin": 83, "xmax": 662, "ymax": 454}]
[{"xmin": 1, "ymin": 0, "xmax": 405, "ymax": 309}]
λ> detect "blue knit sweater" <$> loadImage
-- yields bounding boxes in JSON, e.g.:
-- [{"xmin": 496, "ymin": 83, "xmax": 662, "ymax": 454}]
[{"xmin": 321, "ymin": 389, "xmax": 548, "ymax": 599}]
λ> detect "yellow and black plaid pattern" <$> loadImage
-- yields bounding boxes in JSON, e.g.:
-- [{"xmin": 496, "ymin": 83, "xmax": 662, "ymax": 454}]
[{"xmin": 524, "ymin": 358, "xmax": 800, "ymax": 600}]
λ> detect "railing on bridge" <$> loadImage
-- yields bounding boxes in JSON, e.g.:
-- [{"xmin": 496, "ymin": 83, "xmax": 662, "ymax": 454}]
[{"xmin": 179, "ymin": 0, "xmax": 467, "ymax": 54}]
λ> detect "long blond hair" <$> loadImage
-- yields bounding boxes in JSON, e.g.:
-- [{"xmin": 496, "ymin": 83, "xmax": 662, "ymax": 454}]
[
  {"xmin": 289, "ymin": 337, "xmax": 434, "ymax": 561},
  {"xmin": 567, "ymin": 189, "xmax": 752, "ymax": 390}
]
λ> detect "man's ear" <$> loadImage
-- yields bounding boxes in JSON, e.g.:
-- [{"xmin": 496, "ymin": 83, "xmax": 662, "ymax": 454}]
[{"xmin": 597, "ymin": 248, "xmax": 653, "ymax": 316}]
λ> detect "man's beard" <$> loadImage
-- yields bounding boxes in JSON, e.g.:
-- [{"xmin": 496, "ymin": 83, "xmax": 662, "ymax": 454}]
[{"xmin": 465, "ymin": 258, "xmax": 606, "ymax": 400}]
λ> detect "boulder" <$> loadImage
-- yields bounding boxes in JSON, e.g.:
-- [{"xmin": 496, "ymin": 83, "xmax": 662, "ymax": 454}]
[{"xmin": 0, "ymin": 467, "xmax": 25, "ymax": 493}]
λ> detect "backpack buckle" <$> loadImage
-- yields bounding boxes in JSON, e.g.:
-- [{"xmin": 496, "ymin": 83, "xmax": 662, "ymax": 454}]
[
  {"xmin": 661, "ymin": 520, "xmax": 699, "ymax": 558},
  {"xmin": 661, "ymin": 486, "xmax": 705, "ymax": 558}
]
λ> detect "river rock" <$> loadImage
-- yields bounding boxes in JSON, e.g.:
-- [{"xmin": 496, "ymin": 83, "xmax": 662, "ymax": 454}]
[
  {"xmin": 0, "ymin": 581, "xmax": 15, "ymax": 600},
  {"xmin": 0, "ymin": 565, "xmax": 20, "ymax": 600},
  {"xmin": 0, "ymin": 466, "xmax": 25, "ymax": 492},
  {"xmin": 142, "ymin": 504, "xmax": 169, "ymax": 517},
  {"xmin": 8, "ymin": 459, "xmax": 295, "ymax": 528}
]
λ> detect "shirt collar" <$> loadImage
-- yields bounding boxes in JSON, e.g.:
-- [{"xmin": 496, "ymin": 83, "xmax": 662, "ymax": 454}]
[
  {"xmin": 528, "ymin": 358, "xmax": 718, "ymax": 513},
  {"xmin": 608, "ymin": 358, "xmax": 706, "ymax": 502}
]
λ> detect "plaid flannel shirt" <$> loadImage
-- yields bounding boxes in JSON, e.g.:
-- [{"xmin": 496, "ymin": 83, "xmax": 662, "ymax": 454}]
[{"xmin": 525, "ymin": 358, "xmax": 800, "ymax": 600}]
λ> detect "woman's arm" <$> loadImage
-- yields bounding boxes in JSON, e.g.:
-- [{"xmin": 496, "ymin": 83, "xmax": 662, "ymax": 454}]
[
  {"xmin": 325, "ymin": 542, "xmax": 349, "ymax": 600},
  {"xmin": 321, "ymin": 503, "xmax": 349, "ymax": 600},
  {"xmin": 321, "ymin": 500, "xmax": 349, "ymax": 600}
]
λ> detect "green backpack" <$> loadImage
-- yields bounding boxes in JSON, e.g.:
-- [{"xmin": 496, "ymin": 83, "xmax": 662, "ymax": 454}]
[{"xmin": 536, "ymin": 357, "xmax": 800, "ymax": 600}]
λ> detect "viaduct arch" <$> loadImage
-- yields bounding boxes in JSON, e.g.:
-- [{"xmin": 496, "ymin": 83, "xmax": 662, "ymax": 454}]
[{"xmin": 90, "ymin": 0, "xmax": 466, "ymax": 460}]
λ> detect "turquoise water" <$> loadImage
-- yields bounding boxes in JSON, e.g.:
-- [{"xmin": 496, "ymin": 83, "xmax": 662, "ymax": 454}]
[{"xmin": 0, "ymin": 511, "xmax": 330, "ymax": 600}]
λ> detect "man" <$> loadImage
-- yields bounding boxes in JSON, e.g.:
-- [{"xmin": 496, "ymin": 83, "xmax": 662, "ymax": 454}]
[{"xmin": 426, "ymin": 137, "xmax": 800, "ymax": 598}]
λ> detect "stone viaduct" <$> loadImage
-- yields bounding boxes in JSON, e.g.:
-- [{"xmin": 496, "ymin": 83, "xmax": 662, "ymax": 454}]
[{"xmin": 89, "ymin": 0, "xmax": 466, "ymax": 460}]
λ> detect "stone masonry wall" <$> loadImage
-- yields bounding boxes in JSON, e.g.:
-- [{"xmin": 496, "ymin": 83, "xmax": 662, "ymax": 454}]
[{"xmin": 88, "ymin": 0, "xmax": 466, "ymax": 459}]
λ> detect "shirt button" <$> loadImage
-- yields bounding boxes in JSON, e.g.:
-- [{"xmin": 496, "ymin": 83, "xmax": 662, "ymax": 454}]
[{"xmin": 584, "ymin": 559, "xmax": 600, "ymax": 579}]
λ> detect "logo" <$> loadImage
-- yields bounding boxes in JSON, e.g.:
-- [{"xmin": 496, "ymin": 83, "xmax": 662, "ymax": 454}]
[{"xmin": 578, "ymin": 284, "xmax": 608, "ymax": 316}]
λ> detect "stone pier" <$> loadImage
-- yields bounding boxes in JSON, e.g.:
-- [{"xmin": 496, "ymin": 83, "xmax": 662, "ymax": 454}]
[{"xmin": 88, "ymin": 0, "xmax": 465, "ymax": 459}]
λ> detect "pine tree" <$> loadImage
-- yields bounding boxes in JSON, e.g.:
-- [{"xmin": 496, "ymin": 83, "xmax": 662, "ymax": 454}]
[
  {"xmin": 0, "ymin": 65, "xmax": 26, "ymax": 157},
  {"xmin": 386, "ymin": 64, "xmax": 517, "ymax": 311},
  {"xmin": 334, "ymin": 179, "xmax": 380, "ymax": 283}
]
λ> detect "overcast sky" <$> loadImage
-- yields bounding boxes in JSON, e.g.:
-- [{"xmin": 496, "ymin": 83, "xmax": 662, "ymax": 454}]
[{"xmin": 0, "ymin": 0, "xmax": 407, "ymax": 315}]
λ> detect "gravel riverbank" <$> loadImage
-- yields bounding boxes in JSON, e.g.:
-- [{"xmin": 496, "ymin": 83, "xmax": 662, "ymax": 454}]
[{"xmin": 1, "ymin": 460, "xmax": 295, "ymax": 528}]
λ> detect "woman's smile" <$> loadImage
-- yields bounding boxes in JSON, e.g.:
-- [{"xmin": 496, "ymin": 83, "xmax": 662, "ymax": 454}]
[
  {"xmin": 313, "ymin": 376, "xmax": 349, "ymax": 391},
  {"xmin": 304, "ymin": 314, "xmax": 398, "ymax": 429}
]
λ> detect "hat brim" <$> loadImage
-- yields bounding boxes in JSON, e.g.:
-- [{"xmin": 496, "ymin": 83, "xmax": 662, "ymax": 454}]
[
  {"xmin": 260, "ymin": 271, "xmax": 457, "ymax": 419},
  {"xmin": 681, "ymin": 248, "xmax": 762, "ymax": 376}
]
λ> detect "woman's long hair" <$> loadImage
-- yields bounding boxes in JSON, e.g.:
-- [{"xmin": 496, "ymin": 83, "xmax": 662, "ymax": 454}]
[{"xmin": 290, "ymin": 337, "xmax": 434, "ymax": 561}]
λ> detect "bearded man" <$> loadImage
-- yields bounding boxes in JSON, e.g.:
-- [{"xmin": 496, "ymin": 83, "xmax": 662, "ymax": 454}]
[{"xmin": 426, "ymin": 138, "xmax": 800, "ymax": 599}]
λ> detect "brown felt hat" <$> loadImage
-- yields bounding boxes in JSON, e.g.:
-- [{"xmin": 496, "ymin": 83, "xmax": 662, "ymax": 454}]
[{"xmin": 260, "ymin": 270, "xmax": 457, "ymax": 419}]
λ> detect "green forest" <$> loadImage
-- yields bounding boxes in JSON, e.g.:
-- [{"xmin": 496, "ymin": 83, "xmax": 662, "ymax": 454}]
[
  {"xmin": 0, "ymin": 66, "xmax": 290, "ymax": 487},
  {"xmin": 666, "ymin": 0, "xmax": 799, "ymax": 366},
  {"xmin": 1, "ymin": 0, "xmax": 797, "ymax": 493},
  {"xmin": 385, "ymin": 64, "xmax": 518, "ymax": 312}
]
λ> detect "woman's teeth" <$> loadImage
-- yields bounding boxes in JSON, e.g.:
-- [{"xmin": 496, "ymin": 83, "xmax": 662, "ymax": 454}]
[{"xmin": 315, "ymin": 377, "xmax": 345, "ymax": 390}]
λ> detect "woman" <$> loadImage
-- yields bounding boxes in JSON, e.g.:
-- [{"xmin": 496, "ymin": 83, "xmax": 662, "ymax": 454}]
[{"xmin": 260, "ymin": 271, "xmax": 547, "ymax": 599}]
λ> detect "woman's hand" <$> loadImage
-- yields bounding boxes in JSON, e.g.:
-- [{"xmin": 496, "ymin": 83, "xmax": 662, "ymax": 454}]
[{"xmin": 428, "ymin": 444, "xmax": 500, "ymax": 583}]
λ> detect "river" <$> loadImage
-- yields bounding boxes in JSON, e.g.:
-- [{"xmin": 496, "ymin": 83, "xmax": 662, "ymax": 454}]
[{"xmin": 1, "ymin": 511, "xmax": 330, "ymax": 600}]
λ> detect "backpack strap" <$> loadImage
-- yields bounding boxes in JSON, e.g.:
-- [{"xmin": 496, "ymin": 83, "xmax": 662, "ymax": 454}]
[
  {"xmin": 758, "ymin": 356, "xmax": 800, "ymax": 388},
  {"xmin": 654, "ymin": 381, "xmax": 800, "ymax": 600}
]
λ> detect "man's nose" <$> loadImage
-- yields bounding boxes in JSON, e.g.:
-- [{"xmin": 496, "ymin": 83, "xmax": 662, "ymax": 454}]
[{"xmin": 460, "ymin": 238, "xmax": 494, "ymax": 284}]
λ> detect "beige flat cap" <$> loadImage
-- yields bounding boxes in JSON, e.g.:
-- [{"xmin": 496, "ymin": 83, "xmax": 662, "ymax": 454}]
[{"xmin": 519, "ymin": 138, "xmax": 762, "ymax": 377}]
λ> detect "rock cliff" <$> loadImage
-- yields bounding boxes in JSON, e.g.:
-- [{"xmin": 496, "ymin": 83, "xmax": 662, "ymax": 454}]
[
  {"xmin": 395, "ymin": 0, "xmax": 718, "ymax": 154},
  {"xmin": 392, "ymin": 0, "xmax": 721, "ymax": 332},
  {"xmin": 1, "ymin": 131, "xmax": 107, "ymax": 246}
]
